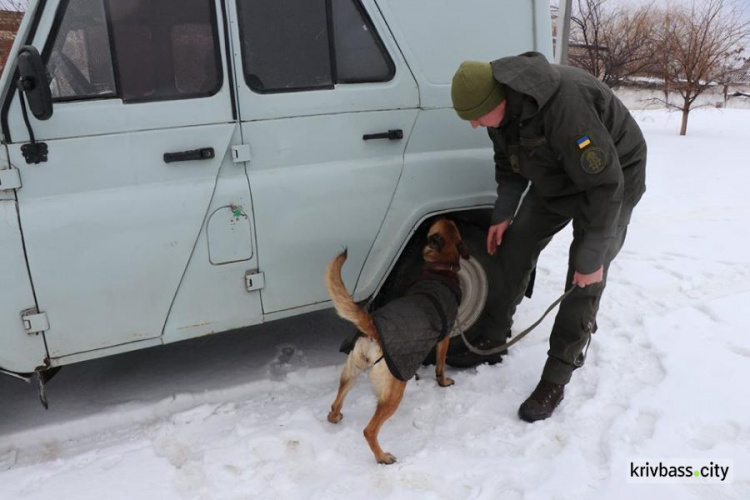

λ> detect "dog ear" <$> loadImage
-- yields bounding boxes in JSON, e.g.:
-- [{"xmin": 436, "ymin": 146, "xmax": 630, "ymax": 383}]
[
  {"xmin": 457, "ymin": 241, "xmax": 470, "ymax": 260},
  {"xmin": 427, "ymin": 233, "xmax": 444, "ymax": 252}
]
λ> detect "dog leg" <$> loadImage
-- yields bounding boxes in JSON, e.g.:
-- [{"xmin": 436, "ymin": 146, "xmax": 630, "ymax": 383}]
[
  {"xmin": 328, "ymin": 354, "xmax": 364, "ymax": 424},
  {"xmin": 363, "ymin": 375, "xmax": 406, "ymax": 464},
  {"xmin": 435, "ymin": 337, "xmax": 454, "ymax": 387}
]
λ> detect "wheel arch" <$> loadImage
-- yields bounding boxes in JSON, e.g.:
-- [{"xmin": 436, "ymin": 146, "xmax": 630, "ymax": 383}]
[{"xmin": 354, "ymin": 206, "xmax": 493, "ymax": 307}]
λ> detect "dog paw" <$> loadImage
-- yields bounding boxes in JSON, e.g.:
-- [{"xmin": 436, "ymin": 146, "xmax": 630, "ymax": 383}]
[
  {"xmin": 438, "ymin": 377, "xmax": 455, "ymax": 387},
  {"xmin": 377, "ymin": 453, "xmax": 397, "ymax": 465},
  {"xmin": 327, "ymin": 412, "xmax": 343, "ymax": 424}
]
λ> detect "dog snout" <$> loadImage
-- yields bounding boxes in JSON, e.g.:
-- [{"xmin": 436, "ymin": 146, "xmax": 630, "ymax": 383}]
[{"xmin": 427, "ymin": 233, "xmax": 445, "ymax": 252}]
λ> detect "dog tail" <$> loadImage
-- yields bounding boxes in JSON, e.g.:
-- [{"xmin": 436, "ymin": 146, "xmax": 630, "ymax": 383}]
[{"xmin": 325, "ymin": 250, "xmax": 378, "ymax": 340}]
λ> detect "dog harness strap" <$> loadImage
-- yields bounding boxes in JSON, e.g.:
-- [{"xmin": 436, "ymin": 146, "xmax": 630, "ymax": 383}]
[
  {"xmin": 409, "ymin": 292, "xmax": 448, "ymax": 339},
  {"xmin": 373, "ymin": 354, "xmax": 385, "ymax": 365}
]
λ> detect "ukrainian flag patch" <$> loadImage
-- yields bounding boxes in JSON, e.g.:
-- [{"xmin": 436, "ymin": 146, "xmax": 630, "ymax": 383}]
[{"xmin": 576, "ymin": 135, "xmax": 592, "ymax": 149}]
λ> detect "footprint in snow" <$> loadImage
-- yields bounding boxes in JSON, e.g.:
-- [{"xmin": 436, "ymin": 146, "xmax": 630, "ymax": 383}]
[{"xmin": 268, "ymin": 344, "xmax": 308, "ymax": 380}]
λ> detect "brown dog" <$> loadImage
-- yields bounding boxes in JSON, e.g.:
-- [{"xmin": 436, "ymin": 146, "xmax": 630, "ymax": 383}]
[{"xmin": 325, "ymin": 218, "xmax": 469, "ymax": 464}]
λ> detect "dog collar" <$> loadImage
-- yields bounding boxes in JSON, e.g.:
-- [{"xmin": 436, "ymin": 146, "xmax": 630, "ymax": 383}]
[{"xmin": 423, "ymin": 261, "xmax": 460, "ymax": 273}]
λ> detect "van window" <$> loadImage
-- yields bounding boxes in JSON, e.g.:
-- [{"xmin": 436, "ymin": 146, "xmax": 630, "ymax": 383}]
[
  {"xmin": 107, "ymin": 0, "xmax": 222, "ymax": 102},
  {"xmin": 237, "ymin": 0, "xmax": 394, "ymax": 93},
  {"xmin": 237, "ymin": 0, "xmax": 332, "ymax": 92},
  {"xmin": 45, "ymin": 0, "xmax": 222, "ymax": 103},
  {"xmin": 331, "ymin": 0, "xmax": 393, "ymax": 84},
  {"xmin": 46, "ymin": 0, "xmax": 116, "ymax": 100}
]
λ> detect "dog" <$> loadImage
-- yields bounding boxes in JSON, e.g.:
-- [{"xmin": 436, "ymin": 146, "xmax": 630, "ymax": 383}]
[{"xmin": 325, "ymin": 218, "xmax": 470, "ymax": 464}]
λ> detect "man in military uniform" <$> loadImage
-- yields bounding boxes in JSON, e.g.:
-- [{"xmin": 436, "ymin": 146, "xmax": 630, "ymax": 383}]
[{"xmin": 449, "ymin": 52, "xmax": 647, "ymax": 422}]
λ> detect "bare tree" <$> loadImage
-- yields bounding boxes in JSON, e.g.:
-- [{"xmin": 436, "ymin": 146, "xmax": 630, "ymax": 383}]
[
  {"xmin": 598, "ymin": 4, "xmax": 656, "ymax": 88},
  {"xmin": 646, "ymin": 9, "xmax": 678, "ymax": 107},
  {"xmin": 653, "ymin": 0, "xmax": 749, "ymax": 135},
  {"xmin": 568, "ymin": 0, "xmax": 656, "ymax": 88},
  {"xmin": 569, "ymin": 0, "xmax": 608, "ymax": 80}
]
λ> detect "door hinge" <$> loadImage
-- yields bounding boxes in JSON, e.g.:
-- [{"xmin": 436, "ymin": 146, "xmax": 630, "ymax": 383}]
[
  {"xmin": 21, "ymin": 142, "xmax": 49, "ymax": 164},
  {"xmin": 245, "ymin": 271, "xmax": 265, "ymax": 292},
  {"xmin": 232, "ymin": 145, "xmax": 251, "ymax": 163},
  {"xmin": 0, "ymin": 168, "xmax": 22, "ymax": 190},
  {"xmin": 21, "ymin": 308, "xmax": 49, "ymax": 335}
]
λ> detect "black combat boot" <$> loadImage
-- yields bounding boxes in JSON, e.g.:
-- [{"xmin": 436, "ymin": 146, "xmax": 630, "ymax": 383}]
[{"xmin": 518, "ymin": 379, "xmax": 565, "ymax": 422}]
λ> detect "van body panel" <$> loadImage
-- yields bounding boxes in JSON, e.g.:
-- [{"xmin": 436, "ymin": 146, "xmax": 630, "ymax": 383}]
[
  {"xmin": 353, "ymin": 108, "xmax": 497, "ymax": 299},
  {"xmin": 6, "ymin": 96, "xmax": 235, "ymax": 144},
  {"xmin": 0, "ymin": 0, "xmax": 551, "ymax": 373},
  {"xmin": 10, "ymin": 124, "xmax": 238, "ymax": 357},
  {"xmin": 0, "ymin": 200, "xmax": 47, "ymax": 373},
  {"xmin": 242, "ymin": 109, "xmax": 419, "ymax": 313},
  {"xmin": 374, "ymin": 0, "xmax": 552, "ymax": 110},
  {"xmin": 162, "ymin": 129, "xmax": 265, "ymax": 345},
  {"xmin": 354, "ymin": 1, "xmax": 550, "ymax": 299},
  {"xmin": 3, "ymin": 0, "xmax": 260, "ymax": 361},
  {"xmin": 47, "ymin": 338, "xmax": 163, "ymax": 368},
  {"xmin": 225, "ymin": 0, "xmax": 421, "ymax": 314}
]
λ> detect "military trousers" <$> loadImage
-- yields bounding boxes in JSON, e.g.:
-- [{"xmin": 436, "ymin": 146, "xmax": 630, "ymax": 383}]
[{"xmin": 486, "ymin": 190, "xmax": 631, "ymax": 385}]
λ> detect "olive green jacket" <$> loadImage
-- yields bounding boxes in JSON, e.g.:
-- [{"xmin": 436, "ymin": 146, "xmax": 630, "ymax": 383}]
[{"xmin": 488, "ymin": 52, "xmax": 647, "ymax": 274}]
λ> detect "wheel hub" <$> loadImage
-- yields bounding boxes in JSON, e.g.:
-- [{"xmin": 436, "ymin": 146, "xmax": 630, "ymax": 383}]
[{"xmin": 449, "ymin": 255, "xmax": 488, "ymax": 337}]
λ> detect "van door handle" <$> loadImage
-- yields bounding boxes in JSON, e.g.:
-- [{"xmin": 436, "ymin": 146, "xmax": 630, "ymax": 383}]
[
  {"xmin": 163, "ymin": 147, "xmax": 215, "ymax": 163},
  {"xmin": 363, "ymin": 129, "xmax": 403, "ymax": 141}
]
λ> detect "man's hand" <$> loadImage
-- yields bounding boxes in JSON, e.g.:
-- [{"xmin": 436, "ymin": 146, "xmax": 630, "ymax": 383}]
[
  {"xmin": 486, "ymin": 218, "xmax": 512, "ymax": 255},
  {"xmin": 573, "ymin": 266, "xmax": 604, "ymax": 287}
]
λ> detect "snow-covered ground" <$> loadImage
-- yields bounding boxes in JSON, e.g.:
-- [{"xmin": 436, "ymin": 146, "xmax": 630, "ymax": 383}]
[{"xmin": 1, "ymin": 108, "xmax": 749, "ymax": 499}]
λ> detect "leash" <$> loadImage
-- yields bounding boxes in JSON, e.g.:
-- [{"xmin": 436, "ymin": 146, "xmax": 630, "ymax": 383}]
[{"xmin": 458, "ymin": 286, "xmax": 578, "ymax": 355}]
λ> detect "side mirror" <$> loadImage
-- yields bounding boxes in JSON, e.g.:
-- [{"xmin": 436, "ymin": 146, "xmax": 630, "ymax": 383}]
[{"xmin": 16, "ymin": 45, "xmax": 53, "ymax": 121}]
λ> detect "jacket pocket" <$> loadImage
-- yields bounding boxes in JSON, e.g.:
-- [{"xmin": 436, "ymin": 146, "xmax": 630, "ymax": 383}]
[
  {"xmin": 519, "ymin": 136, "xmax": 548, "ymax": 148},
  {"xmin": 519, "ymin": 135, "xmax": 556, "ymax": 162}
]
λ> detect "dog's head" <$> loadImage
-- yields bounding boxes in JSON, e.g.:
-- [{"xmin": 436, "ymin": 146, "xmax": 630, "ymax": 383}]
[{"xmin": 422, "ymin": 218, "xmax": 470, "ymax": 264}]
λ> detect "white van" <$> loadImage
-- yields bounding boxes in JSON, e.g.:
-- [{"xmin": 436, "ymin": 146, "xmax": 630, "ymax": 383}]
[{"xmin": 0, "ymin": 0, "xmax": 552, "ymax": 392}]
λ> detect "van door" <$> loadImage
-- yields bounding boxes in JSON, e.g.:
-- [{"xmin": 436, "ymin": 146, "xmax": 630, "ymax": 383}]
[
  {"xmin": 227, "ymin": 0, "xmax": 419, "ymax": 314},
  {"xmin": 0, "ymin": 195, "xmax": 46, "ymax": 373},
  {"xmin": 4, "ymin": 0, "xmax": 259, "ymax": 359}
]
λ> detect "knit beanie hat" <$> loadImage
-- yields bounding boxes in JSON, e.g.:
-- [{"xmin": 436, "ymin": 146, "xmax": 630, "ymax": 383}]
[{"xmin": 451, "ymin": 61, "xmax": 505, "ymax": 121}]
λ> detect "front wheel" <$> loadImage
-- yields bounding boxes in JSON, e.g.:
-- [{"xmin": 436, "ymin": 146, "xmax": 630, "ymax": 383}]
[{"xmin": 446, "ymin": 224, "xmax": 495, "ymax": 356}]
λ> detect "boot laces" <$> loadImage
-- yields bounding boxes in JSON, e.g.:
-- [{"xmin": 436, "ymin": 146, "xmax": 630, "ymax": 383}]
[{"xmin": 532, "ymin": 381, "xmax": 562, "ymax": 404}]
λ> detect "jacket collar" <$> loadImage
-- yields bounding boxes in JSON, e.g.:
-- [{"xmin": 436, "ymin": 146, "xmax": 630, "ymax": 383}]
[{"xmin": 491, "ymin": 51, "xmax": 561, "ymax": 119}]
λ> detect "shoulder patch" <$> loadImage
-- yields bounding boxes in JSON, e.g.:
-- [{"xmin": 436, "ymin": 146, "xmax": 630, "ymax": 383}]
[
  {"xmin": 580, "ymin": 147, "xmax": 607, "ymax": 174},
  {"xmin": 576, "ymin": 135, "xmax": 592, "ymax": 150}
]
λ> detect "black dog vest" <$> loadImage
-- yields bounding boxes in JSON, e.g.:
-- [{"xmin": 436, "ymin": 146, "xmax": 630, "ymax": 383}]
[{"xmin": 341, "ymin": 271, "xmax": 462, "ymax": 381}]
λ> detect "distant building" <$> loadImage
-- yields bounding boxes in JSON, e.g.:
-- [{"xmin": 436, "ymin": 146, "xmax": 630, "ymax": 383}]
[
  {"xmin": 734, "ymin": 59, "xmax": 750, "ymax": 85},
  {"xmin": 0, "ymin": 10, "xmax": 24, "ymax": 75}
]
